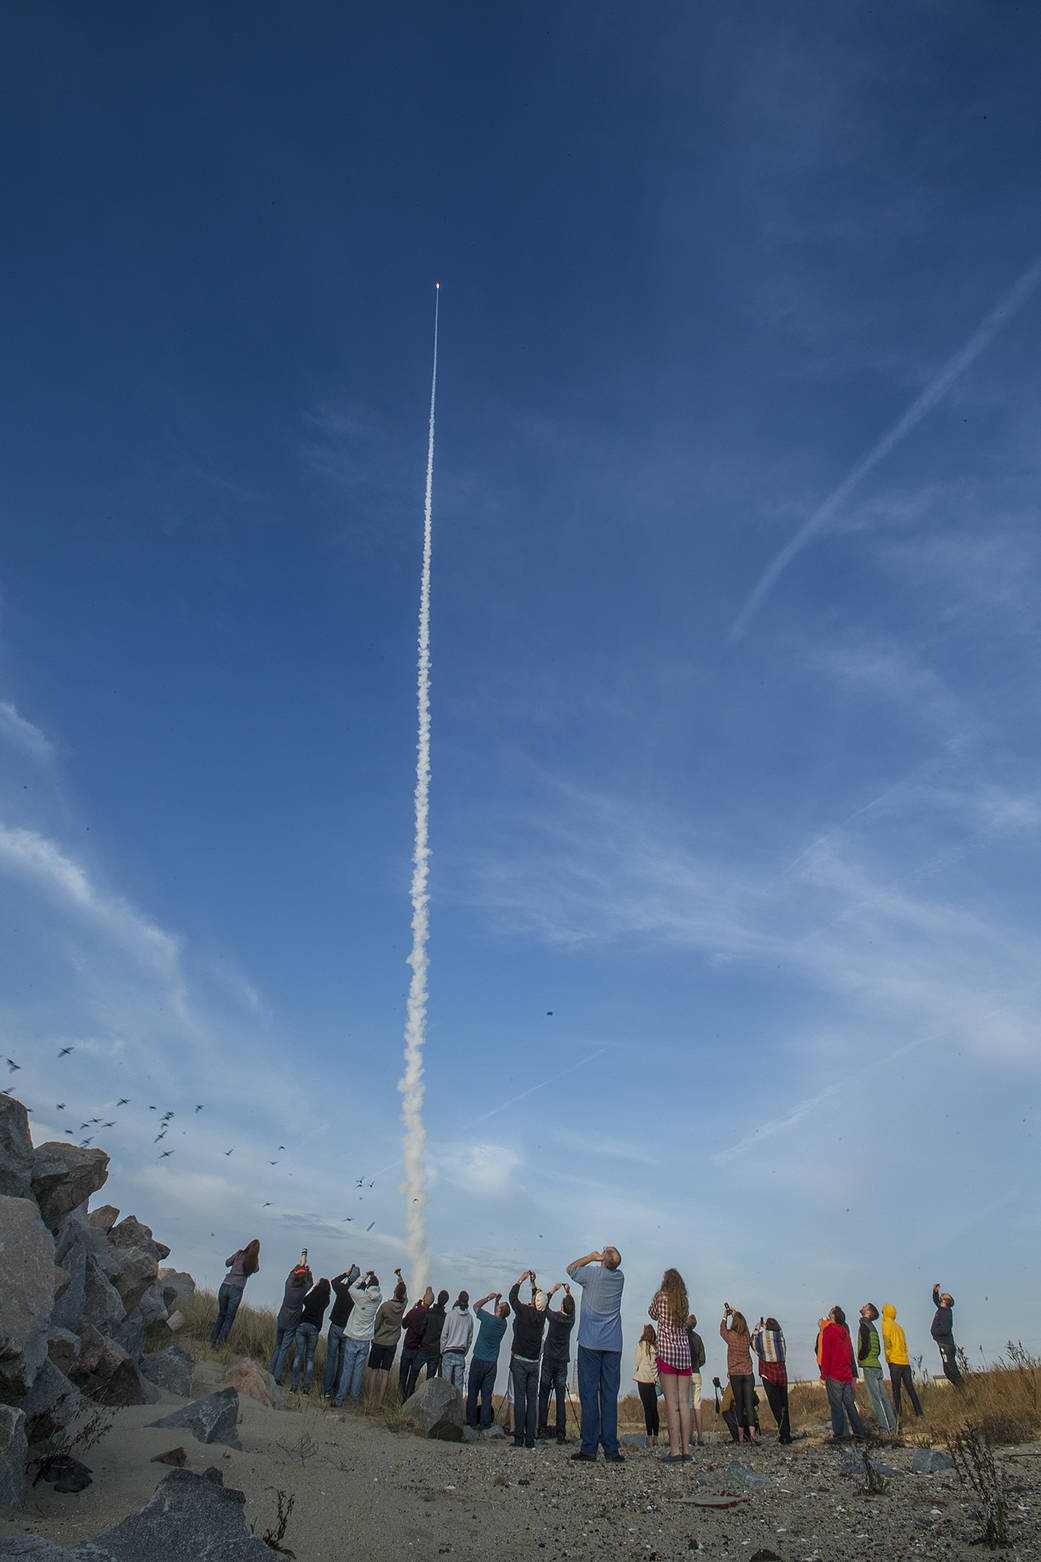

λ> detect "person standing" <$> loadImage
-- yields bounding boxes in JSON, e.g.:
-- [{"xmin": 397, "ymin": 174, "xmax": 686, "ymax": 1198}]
[
  {"xmin": 335, "ymin": 1270, "xmax": 382, "ymax": 1408},
  {"xmin": 440, "ymin": 1291, "xmax": 474, "ymax": 1391},
  {"xmin": 931, "ymin": 1283, "xmax": 962, "ymax": 1387},
  {"xmin": 290, "ymin": 1277, "xmax": 331, "ymax": 1394},
  {"xmin": 508, "ymin": 1269, "xmax": 548, "ymax": 1450},
  {"xmin": 270, "ymin": 1258, "xmax": 313, "ymax": 1384},
  {"xmin": 857, "ymin": 1303, "xmax": 898, "ymax": 1433},
  {"xmin": 685, "ymin": 1314, "xmax": 706, "ymax": 1447},
  {"xmin": 537, "ymin": 1282, "xmax": 575, "ymax": 1442},
  {"xmin": 398, "ymin": 1287, "xmax": 433, "ymax": 1400},
  {"xmin": 751, "ymin": 1316, "xmax": 792, "ymax": 1444},
  {"xmin": 566, "ymin": 1246, "xmax": 626, "ymax": 1464},
  {"xmin": 881, "ymin": 1302, "xmax": 923, "ymax": 1419},
  {"xmin": 368, "ymin": 1271, "xmax": 407, "ymax": 1404},
  {"xmin": 650, "ymin": 1269, "xmax": 693, "ymax": 1462},
  {"xmin": 419, "ymin": 1289, "xmax": 449, "ymax": 1381},
  {"xmin": 322, "ymin": 1264, "xmax": 360, "ymax": 1399},
  {"xmin": 210, "ymin": 1239, "xmax": 260, "ymax": 1347},
  {"xmin": 819, "ymin": 1305, "xmax": 866, "ymax": 1441},
  {"xmin": 466, "ymin": 1291, "xmax": 510, "ymax": 1431},
  {"xmin": 633, "ymin": 1325, "xmax": 660, "ymax": 1446},
  {"xmin": 720, "ymin": 1307, "xmax": 758, "ymax": 1445}
]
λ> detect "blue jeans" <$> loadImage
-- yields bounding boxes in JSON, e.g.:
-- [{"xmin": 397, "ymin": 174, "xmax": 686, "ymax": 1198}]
[
  {"xmin": 210, "ymin": 1283, "xmax": 243, "ymax": 1346},
  {"xmin": 270, "ymin": 1325, "xmax": 296, "ymax": 1383},
  {"xmin": 826, "ymin": 1376, "xmax": 865, "ymax": 1439},
  {"xmin": 577, "ymin": 1345, "xmax": 621, "ymax": 1458},
  {"xmin": 335, "ymin": 1336, "xmax": 370, "ymax": 1407},
  {"xmin": 443, "ymin": 1350, "xmax": 466, "ymax": 1391},
  {"xmin": 291, "ymin": 1321, "xmax": 319, "ymax": 1391},
  {"xmin": 538, "ymin": 1358, "xmax": 568, "ymax": 1433},
  {"xmin": 511, "ymin": 1356, "xmax": 540, "ymax": 1447},
  {"xmin": 399, "ymin": 1348, "xmax": 422, "ymax": 1400},
  {"xmin": 466, "ymin": 1356, "xmax": 497, "ymax": 1428},
  {"xmin": 862, "ymin": 1365, "xmax": 897, "ymax": 1433},
  {"xmin": 323, "ymin": 1323, "xmax": 346, "ymax": 1397}
]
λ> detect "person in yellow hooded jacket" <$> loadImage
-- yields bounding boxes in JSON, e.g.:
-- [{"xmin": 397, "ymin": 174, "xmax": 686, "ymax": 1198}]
[{"xmin": 881, "ymin": 1303, "xmax": 922, "ymax": 1419}]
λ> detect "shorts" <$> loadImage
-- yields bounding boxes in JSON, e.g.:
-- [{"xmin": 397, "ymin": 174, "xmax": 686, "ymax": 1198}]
[
  {"xmin": 656, "ymin": 1356, "xmax": 691, "ymax": 1378},
  {"xmin": 368, "ymin": 1343, "xmax": 395, "ymax": 1371},
  {"xmin": 689, "ymin": 1371, "xmax": 702, "ymax": 1409}
]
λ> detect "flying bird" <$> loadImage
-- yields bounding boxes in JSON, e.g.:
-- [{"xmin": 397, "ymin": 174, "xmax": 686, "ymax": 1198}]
[
  {"xmin": 355, "ymin": 1178, "xmax": 365, "ymax": 1189},
  {"xmin": 224, "ymin": 1148, "xmax": 234, "ymax": 1156},
  {"xmin": 263, "ymin": 1201, "xmax": 273, "ymax": 1207},
  {"xmin": 6, "ymin": 1059, "xmax": 20, "ymax": 1072},
  {"xmin": 154, "ymin": 1132, "xmax": 166, "ymax": 1143},
  {"xmin": 195, "ymin": 1105, "xmax": 203, "ymax": 1113},
  {"xmin": 148, "ymin": 1105, "xmax": 157, "ymax": 1111},
  {"xmin": 56, "ymin": 1103, "xmax": 66, "ymax": 1110},
  {"xmin": 58, "ymin": 1047, "xmax": 74, "ymax": 1057},
  {"xmin": 160, "ymin": 1150, "xmax": 174, "ymax": 1158},
  {"xmin": 278, "ymin": 1145, "xmax": 285, "ymax": 1151},
  {"xmin": 268, "ymin": 1160, "xmax": 280, "ymax": 1166},
  {"xmin": 343, "ymin": 1216, "xmax": 353, "ymax": 1222},
  {"xmin": 366, "ymin": 1221, "xmax": 375, "ymax": 1232},
  {"xmin": 64, "ymin": 1128, "xmax": 74, "ymax": 1136},
  {"xmin": 117, "ymin": 1098, "xmax": 130, "ymax": 1106}
]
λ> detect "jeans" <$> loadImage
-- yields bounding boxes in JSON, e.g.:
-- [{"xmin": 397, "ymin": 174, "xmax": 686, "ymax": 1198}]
[
  {"xmin": 324, "ymin": 1323, "xmax": 346, "ymax": 1397},
  {"xmin": 290, "ymin": 1321, "xmax": 319, "ymax": 1392},
  {"xmin": 730, "ymin": 1373, "xmax": 755, "ymax": 1434},
  {"xmin": 511, "ymin": 1356, "xmax": 540, "ymax": 1447},
  {"xmin": 270, "ymin": 1325, "xmax": 296, "ymax": 1383},
  {"xmin": 538, "ymin": 1358, "xmax": 568, "ymax": 1434},
  {"xmin": 762, "ymin": 1377, "xmax": 791, "ymax": 1441},
  {"xmin": 399, "ymin": 1347, "xmax": 422, "ymax": 1401},
  {"xmin": 442, "ymin": 1350, "xmax": 466, "ymax": 1391},
  {"xmin": 210, "ymin": 1283, "xmax": 243, "ymax": 1346},
  {"xmin": 335, "ymin": 1336, "xmax": 370, "ymax": 1407},
  {"xmin": 421, "ymin": 1351, "xmax": 441, "ymax": 1381},
  {"xmin": 937, "ymin": 1341, "xmax": 963, "ymax": 1387},
  {"xmin": 637, "ymin": 1380, "xmax": 659, "ymax": 1437},
  {"xmin": 862, "ymin": 1365, "xmax": 897, "ymax": 1432},
  {"xmin": 889, "ymin": 1363, "xmax": 922, "ymax": 1417},
  {"xmin": 465, "ymin": 1356, "xmax": 497, "ymax": 1427},
  {"xmin": 576, "ymin": 1345, "xmax": 621, "ymax": 1459},
  {"xmin": 825, "ymin": 1376, "xmax": 865, "ymax": 1438}
]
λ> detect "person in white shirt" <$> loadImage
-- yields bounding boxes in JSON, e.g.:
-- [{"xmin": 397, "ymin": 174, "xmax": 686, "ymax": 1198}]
[
  {"xmin": 440, "ymin": 1291, "xmax": 475, "ymax": 1390},
  {"xmin": 334, "ymin": 1270, "xmax": 382, "ymax": 1408}
]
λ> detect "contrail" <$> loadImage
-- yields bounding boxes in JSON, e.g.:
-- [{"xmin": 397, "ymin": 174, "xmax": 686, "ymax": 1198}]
[
  {"xmin": 397, "ymin": 284, "xmax": 439, "ymax": 1290},
  {"xmin": 728, "ymin": 254, "xmax": 1041, "ymax": 643}
]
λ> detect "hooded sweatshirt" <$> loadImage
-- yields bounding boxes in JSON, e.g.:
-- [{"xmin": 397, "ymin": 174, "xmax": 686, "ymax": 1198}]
[
  {"xmin": 819, "ymin": 1320, "xmax": 857, "ymax": 1382},
  {"xmin": 930, "ymin": 1285, "xmax": 955, "ymax": 1345},
  {"xmin": 344, "ymin": 1276, "xmax": 383, "ymax": 1341},
  {"xmin": 441, "ymin": 1304, "xmax": 474, "ymax": 1355},
  {"xmin": 881, "ymin": 1304, "xmax": 909, "ymax": 1365},
  {"xmin": 402, "ymin": 1301, "xmax": 428, "ymax": 1352},
  {"xmin": 300, "ymin": 1283, "xmax": 331, "ymax": 1330},
  {"xmin": 276, "ymin": 1267, "xmax": 313, "ymax": 1329},
  {"xmin": 372, "ymin": 1296, "xmax": 407, "ymax": 1348},
  {"xmin": 329, "ymin": 1266, "xmax": 361, "ymax": 1328},
  {"xmin": 419, "ymin": 1300, "xmax": 447, "ymax": 1357}
]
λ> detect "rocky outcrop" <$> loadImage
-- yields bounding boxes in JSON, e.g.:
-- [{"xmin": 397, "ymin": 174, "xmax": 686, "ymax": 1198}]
[
  {"xmin": 0, "ymin": 1098, "xmax": 194, "ymax": 1512},
  {"xmin": 142, "ymin": 1347, "xmax": 194, "ymax": 1398},
  {"xmin": 220, "ymin": 1359, "xmax": 279, "ymax": 1409},
  {"xmin": 158, "ymin": 1271, "xmax": 196, "ymax": 1311},
  {"xmin": 149, "ymin": 1389, "xmax": 242, "ymax": 1450},
  {"xmin": 401, "ymin": 1377, "xmax": 465, "ymax": 1441}
]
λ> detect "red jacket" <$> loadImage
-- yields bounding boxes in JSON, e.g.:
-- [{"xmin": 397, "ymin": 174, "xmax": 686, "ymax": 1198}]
[{"xmin": 819, "ymin": 1321, "xmax": 856, "ymax": 1382}]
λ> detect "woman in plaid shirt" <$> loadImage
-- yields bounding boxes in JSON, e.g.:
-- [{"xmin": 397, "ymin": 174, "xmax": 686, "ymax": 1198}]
[{"xmin": 649, "ymin": 1269, "xmax": 693, "ymax": 1463}]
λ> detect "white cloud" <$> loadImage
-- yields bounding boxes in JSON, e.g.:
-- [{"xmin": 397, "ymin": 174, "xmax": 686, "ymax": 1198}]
[
  {"xmin": 440, "ymin": 1142, "xmax": 523, "ymax": 1197},
  {"xmin": 0, "ymin": 702, "xmax": 54, "ymax": 764}
]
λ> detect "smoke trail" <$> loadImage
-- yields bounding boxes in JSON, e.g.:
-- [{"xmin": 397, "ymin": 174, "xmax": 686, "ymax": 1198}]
[
  {"xmin": 397, "ymin": 285, "xmax": 439, "ymax": 1290},
  {"xmin": 728, "ymin": 253, "xmax": 1041, "ymax": 643}
]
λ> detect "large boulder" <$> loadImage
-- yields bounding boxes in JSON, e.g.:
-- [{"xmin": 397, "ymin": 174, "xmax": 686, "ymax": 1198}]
[
  {"xmin": 45, "ymin": 1329, "xmax": 80, "ymax": 1377},
  {"xmin": 109, "ymin": 1216, "xmax": 169, "ymax": 1263},
  {"xmin": 158, "ymin": 1271, "xmax": 195, "ymax": 1311},
  {"xmin": 220, "ymin": 1360, "xmax": 279, "ymax": 1409},
  {"xmin": 82, "ymin": 1255, "xmax": 125, "ymax": 1333},
  {"xmin": 912, "ymin": 1446, "xmax": 955, "ymax": 1473},
  {"xmin": 136, "ymin": 1280, "xmax": 168, "ymax": 1329},
  {"xmin": 49, "ymin": 1241, "xmax": 86, "ymax": 1333},
  {"xmin": 0, "ymin": 1100, "xmax": 33, "ymax": 1201},
  {"xmin": 400, "ymin": 1377, "xmax": 465, "ymax": 1441},
  {"xmin": 88, "ymin": 1466, "xmax": 270, "ymax": 1560},
  {"xmin": 21, "ymin": 1361, "xmax": 81, "ymax": 1447},
  {"xmin": 0, "ymin": 1405, "xmax": 27, "ymax": 1512},
  {"xmin": 88, "ymin": 1205, "xmax": 120, "ymax": 1233},
  {"xmin": 73, "ymin": 1327, "xmax": 156, "ymax": 1407},
  {"xmin": 0, "ymin": 1196, "xmax": 55, "ymax": 1401},
  {"xmin": 108, "ymin": 1247, "xmax": 159, "ymax": 1314},
  {"xmin": 142, "ymin": 1348, "xmax": 195, "ymax": 1398},
  {"xmin": 149, "ymin": 1388, "xmax": 241, "ymax": 1450},
  {"xmin": 29, "ymin": 1145, "xmax": 108, "ymax": 1232}
]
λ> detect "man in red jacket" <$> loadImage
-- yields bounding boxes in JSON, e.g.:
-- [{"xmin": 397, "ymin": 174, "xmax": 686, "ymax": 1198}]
[{"xmin": 819, "ymin": 1305, "xmax": 866, "ymax": 1442}]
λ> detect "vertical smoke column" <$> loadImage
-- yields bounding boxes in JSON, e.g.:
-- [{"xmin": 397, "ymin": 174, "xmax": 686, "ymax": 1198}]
[{"xmin": 398, "ymin": 284, "xmax": 439, "ymax": 1290}]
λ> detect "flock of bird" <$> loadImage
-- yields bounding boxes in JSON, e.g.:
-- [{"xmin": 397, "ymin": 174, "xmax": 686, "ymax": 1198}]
[{"xmin": 4, "ymin": 1050, "xmax": 380, "ymax": 1231}]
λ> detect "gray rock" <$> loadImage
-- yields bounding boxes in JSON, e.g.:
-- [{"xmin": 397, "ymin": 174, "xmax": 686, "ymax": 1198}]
[
  {"xmin": 0, "ymin": 1196, "xmax": 56, "ymax": 1399},
  {"xmin": 46, "ymin": 1328, "xmax": 81, "ymax": 1377},
  {"xmin": 88, "ymin": 1206, "xmax": 120, "ymax": 1233},
  {"xmin": 50, "ymin": 1241, "xmax": 87, "ymax": 1332},
  {"xmin": 73, "ymin": 1328, "xmax": 156, "ymax": 1407},
  {"xmin": 0, "ymin": 1405, "xmax": 28, "ymax": 1512},
  {"xmin": 82, "ymin": 1256, "xmax": 125, "ymax": 1332},
  {"xmin": 88, "ymin": 1467, "xmax": 269, "ymax": 1561},
  {"xmin": 141, "ymin": 1348, "xmax": 195, "ymax": 1398},
  {"xmin": 461, "ymin": 1425, "xmax": 480, "ymax": 1442},
  {"xmin": 149, "ymin": 1389, "xmax": 241, "ymax": 1450},
  {"xmin": 400, "ymin": 1378, "xmax": 465, "ymax": 1441},
  {"xmin": 480, "ymin": 1424, "xmax": 506, "ymax": 1439},
  {"xmin": 30, "ymin": 1145, "xmax": 109, "ymax": 1233},
  {"xmin": 842, "ymin": 1448, "xmax": 900, "ymax": 1478},
  {"xmin": 108, "ymin": 1217, "xmax": 162, "ymax": 1262},
  {"xmin": 21, "ymin": 1360, "xmax": 82, "ymax": 1448},
  {"xmin": 0, "ymin": 1098, "xmax": 33, "ymax": 1201},
  {"xmin": 107, "ymin": 1311, "xmax": 145, "ymax": 1363},
  {"xmin": 725, "ymin": 1460, "xmax": 773, "ymax": 1488},
  {"xmin": 0, "ymin": 1540, "xmax": 81, "ymax": 1559},
  {"xmin": 158, "ymin": 1271, "xmax": 195, "ymax": 1311},
  {"xmin": 911, "ymin": 1446, "xmax": 955, "ymax": 1474},
  {"xmin": 621, "ymin": 1432, "xmax": 649, "ymax": 1448},
  {"xmin": 135, "ymin": 1280, "xmax": 168, "ymax": 1329},
  {"xmin": 109, "ymin": 1248, "xmax": 158, "ymax": 1314}
]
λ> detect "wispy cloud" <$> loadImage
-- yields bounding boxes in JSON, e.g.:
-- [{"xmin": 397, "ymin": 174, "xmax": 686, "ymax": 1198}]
[{"xmin": 0, "ymin": 702, "xmax": 55, "ymax": 765}]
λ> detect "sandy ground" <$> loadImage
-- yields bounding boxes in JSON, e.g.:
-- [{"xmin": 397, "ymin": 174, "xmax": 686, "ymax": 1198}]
[{"xmin": 4, "ymin": 1361, "xmax": 1040, "ymax": 1561}]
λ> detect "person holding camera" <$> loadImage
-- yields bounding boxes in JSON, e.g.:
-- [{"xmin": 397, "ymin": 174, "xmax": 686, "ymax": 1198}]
[
  {"xmin": 751, "ymin": 1315, "xmax": 792, "ymax": 1443},
  {"xmin": 720, "ymin": 1304, "xmax": 757, "ymax": 1445}
]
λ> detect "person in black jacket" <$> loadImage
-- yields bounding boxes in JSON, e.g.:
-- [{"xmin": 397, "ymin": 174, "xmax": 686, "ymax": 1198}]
[
  {"xmin": 686, "ymin": 1313, "xmax": 707, "ymax": 1447},
  {"xmin": 419, "ymin": 1290, "xmax": 449, "ymax": 1380},
  {"xmin": 931, "ymin": 1283, "xmax": 962, "ymax": 1387},
  {"xmin": 510, "ymin": 1269, "xmax": 549, "ymax": 1450},
  {"xmin": 270, "ymin": 1260, "xmax": 313, "ymax": 1384},
  {"xmin": 322, "ymin": 1265, "xmax": 360, "ymax": 1398},
  {"xmin": 291, "ymin": 1278, "xmax": 331, "ymax": 1394},
  {"xmin": 537, "ymin": 1283, "xmax": 575, "ymax": 1441}
]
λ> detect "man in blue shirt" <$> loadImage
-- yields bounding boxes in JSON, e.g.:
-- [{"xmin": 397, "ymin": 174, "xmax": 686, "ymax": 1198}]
[
  {"xmin": 566, "ymin": 1246, "xmax": 625, "ymax": 1463},
  {"xmin": 465, "ymin": 1290, "xmax": 510, "ymax": 1431}
]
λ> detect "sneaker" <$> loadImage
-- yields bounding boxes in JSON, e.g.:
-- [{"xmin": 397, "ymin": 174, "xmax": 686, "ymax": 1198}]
[
  {"xmin": 570, "ymin": 1451, "xmax": 596, "ymax": 1462},
  {"xmin": 660, "ymin": 1453, "xmax": 685, "ymax": 1463},
  {"xmin": 604, "ymin": 1453, "xmax": 625, "ymax": 1463},
  {"xmin": 556, "ymin": 1434, "xmax": 567, "ymax": 1445}
]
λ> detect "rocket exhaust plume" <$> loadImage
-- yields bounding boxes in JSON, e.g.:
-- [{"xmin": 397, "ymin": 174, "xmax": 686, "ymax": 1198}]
[{"xmin": 398, "ymin": 284, "xmax": 439, "ymax": 1289}]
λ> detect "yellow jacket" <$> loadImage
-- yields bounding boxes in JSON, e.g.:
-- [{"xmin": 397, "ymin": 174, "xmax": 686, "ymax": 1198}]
[
  {"xmin": 633, "ymin": 1340, "xmax": 659, "ymax": 1384},
  {"xmin": 881, "ymin": 1303, "xmax": 909, "ymax": 1365}
]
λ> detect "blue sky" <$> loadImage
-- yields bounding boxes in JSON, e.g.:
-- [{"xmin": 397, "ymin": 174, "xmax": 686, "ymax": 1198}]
[{"xmin": 3, "ymin": 1, "xmax": 1041, "ymax": 1380}]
